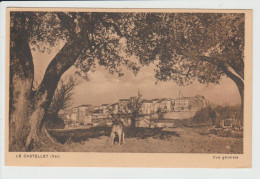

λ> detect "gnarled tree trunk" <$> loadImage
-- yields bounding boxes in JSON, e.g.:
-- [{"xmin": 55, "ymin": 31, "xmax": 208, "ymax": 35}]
[
  {"xmin": 9, "ymin": 14, "xmax": 34, "ymax": 151},
  {"xmin": 9, "ymin": 19, "xmax": 85, "ymax": 151},
  {"xmin": 24, "ymin": 39, "xmax": 84, "ymax": 151}
]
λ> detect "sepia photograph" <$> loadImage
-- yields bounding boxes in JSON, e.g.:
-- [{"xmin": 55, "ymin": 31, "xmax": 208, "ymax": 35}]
[{"xmin": 4, "ymin": 8, "xmax": 252, "ymax": 168}]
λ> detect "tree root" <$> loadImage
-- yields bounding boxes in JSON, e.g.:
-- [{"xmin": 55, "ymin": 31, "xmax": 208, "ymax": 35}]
[{"xmin": 64, "ymin": 134, "xmax": 72, "ymax": 145}]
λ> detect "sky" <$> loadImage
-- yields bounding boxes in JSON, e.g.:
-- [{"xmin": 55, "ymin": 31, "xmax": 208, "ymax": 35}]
[{"xmin": 32, "ymin": 46, "xmax": 241, "ymax": 107}]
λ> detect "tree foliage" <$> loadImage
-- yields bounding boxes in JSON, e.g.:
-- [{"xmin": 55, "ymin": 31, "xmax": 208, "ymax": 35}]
[
  {"xmin": 11, "ymin": 12, "xmax": 244, "ymax": 86},
  {"xmin": 127, "ymin": 91, "xmax": 143, "ymax": 128},
  {"xmin": 156, "ymin": 107, "xmax": 164, "ymax": 120},
  {"xmin": 124, "ymin": 13, "xmax": 244, "ymax": 86}
]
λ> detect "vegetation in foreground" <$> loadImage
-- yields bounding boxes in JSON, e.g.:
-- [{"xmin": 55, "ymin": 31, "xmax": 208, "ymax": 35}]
[{"xmin": 46, "ymin": 124, "xmax": 242, "ymax": 153}]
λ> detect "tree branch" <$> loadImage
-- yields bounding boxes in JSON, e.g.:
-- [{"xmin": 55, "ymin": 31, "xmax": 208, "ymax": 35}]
[
  {"xmin": 56, "ymin": 12, "xmax": 77, "ymax": 40},
  {"xmin": 36, "ymin": 38, "xmax": 84, "ymax": 110},
  {"xmin": 100, "ymin": 19, "xmax": 123, "ymax": 37},
  {"xmin": 198, "ymin": 55, "xmax": 244, "ymax": 84},
  {"xmin": 226, "ymin": 60, "xmax": 244, "ymax": 79}
]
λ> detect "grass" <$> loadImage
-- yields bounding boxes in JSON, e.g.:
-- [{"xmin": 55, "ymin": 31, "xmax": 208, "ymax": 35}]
[
  {"xmin": 49, "ymin": 126, "xmax": 180, "ymax": 144},
  {"xmin": 48, "ymin": 126, "xmax": 243, "ymax": 153},
  {"xmin": 209, "ymin": 128, "xmax": 243, "ymax": 138}
]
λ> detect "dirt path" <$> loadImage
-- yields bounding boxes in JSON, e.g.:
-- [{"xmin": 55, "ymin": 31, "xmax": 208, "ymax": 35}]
[{"xmin": 63, "ymin": 127, "xmax": 242, "ymax": 153}]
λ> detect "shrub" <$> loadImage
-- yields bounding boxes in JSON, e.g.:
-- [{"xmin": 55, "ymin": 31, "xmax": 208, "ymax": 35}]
[
  {"xmin": 156, "ymin": 108, "xmax": 164, "ymax": 120},
  {"xmin": 214, "ymin": 105, "xmax": 241, "ymax": 120},
  {"xmin": 46, "ymin": 117, "xmax": 66, "ymax": 129},
  {"xmin": 193, "ymin": 106, "xmax": 217, "ymax": 125},
  {"xmin": 193, "ymin": 103, "xmax": 241, "ymax": 126}
]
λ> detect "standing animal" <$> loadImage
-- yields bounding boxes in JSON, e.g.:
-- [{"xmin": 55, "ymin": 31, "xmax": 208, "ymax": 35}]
[{"xmin": 109, "ymin": 115, "xmax": 125, "ymax": 145}]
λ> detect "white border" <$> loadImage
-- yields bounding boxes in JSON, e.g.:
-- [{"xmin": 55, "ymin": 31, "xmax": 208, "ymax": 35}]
[{"xmin": 0, "ymin": 1, "xmax": 259, "ymax": 179}]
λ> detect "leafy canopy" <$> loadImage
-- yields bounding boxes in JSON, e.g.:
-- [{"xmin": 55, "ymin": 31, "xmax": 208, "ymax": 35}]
[{"xmin": 11, "ymin": 12, "xmax": 244, "ymax": 85}]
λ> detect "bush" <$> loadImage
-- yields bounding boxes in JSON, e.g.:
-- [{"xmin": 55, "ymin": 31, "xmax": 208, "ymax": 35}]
[
  {"xmin": 193, "ymin": 106, "xmax": 217, "ymax": 125},
  {"xmin": 79, "ymin": 122, "xmax": 84, "ymax": 126},
  {"xmin": 46, "ymin": 117, "xmax": 66, "ymax": 129},
  {"xmin": 193, "ymin": 104, "xmax": 241, "ymax": 126},
  {"xmin": 214, "ymin": 105, "xmax": 241, "ymax": 120},
  {"xmin": 156, "ymin": 108, "xmax": 164, "ymax": 120}
]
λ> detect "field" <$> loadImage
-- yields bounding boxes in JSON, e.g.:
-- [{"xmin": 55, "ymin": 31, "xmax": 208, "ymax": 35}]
[{"xmin": 49, "ymin": 124, "xmax": 243, "ymax": 153}]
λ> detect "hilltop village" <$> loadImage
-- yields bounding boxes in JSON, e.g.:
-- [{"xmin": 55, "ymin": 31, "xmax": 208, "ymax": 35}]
[{"xmin": 61, "ymin": 91, "xmax": 206, "ymax": 128}]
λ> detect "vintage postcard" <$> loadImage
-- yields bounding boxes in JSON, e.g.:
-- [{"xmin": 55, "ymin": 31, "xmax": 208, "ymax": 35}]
[{"xmin": 5, "ymin": 8, "xmax": 252, "ymax": 168}]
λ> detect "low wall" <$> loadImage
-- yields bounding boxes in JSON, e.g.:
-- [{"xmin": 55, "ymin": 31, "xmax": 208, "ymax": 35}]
[{"xmin": 164, "ymin": 111, "xmax": 196, "ymax": 120}]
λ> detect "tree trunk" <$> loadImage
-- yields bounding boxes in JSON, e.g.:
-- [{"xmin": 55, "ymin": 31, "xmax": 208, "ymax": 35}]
[
  {"xmin": 9, "ymin": 19, "xmax": 85, "ymax": 151},
  {"xmin": 235, "ymin": 79, "xmax": 244, "ymax": 126},
  {"xmin": 131, "ymin": 116, "xmax": 136, "ymax": 128},
  {"xmin": 9, "ymin": 13, "xmax": 34, "ymax": 151},
  {"xmin": 220, "ymin": 64, "xmax": 244, "ymax": 126},
  {"xmin": 24, "ymin": 39, "xmax": 84, "ymax": 150}
]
